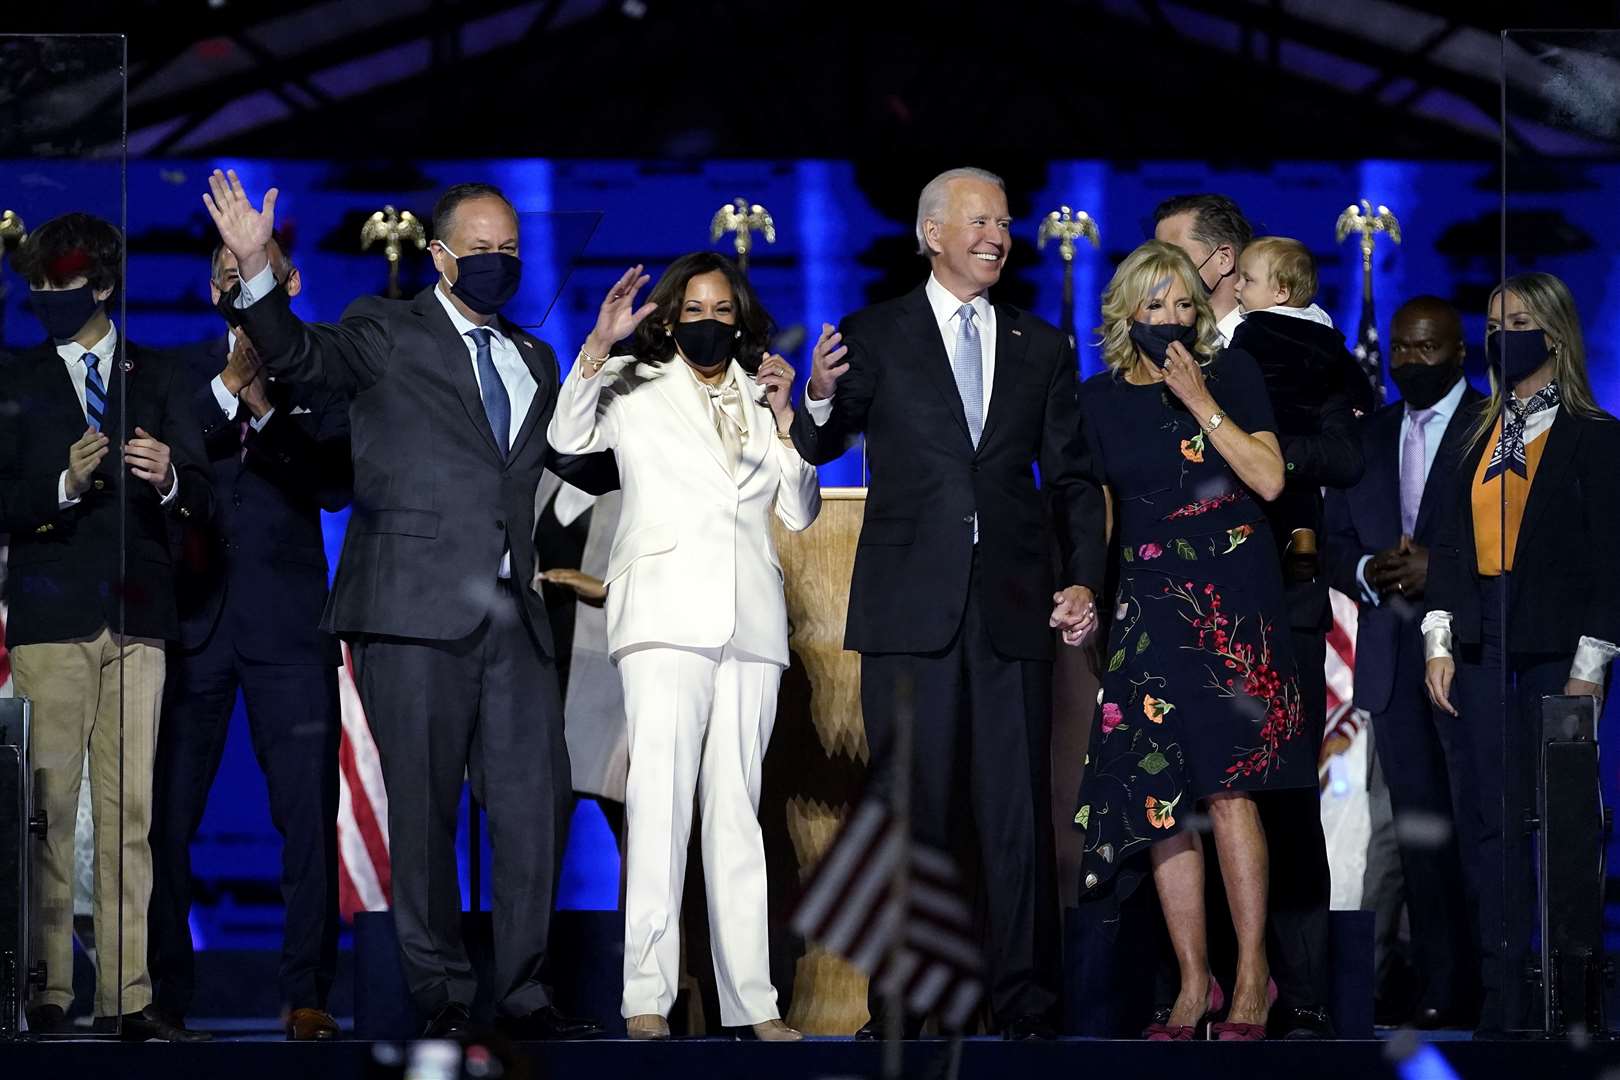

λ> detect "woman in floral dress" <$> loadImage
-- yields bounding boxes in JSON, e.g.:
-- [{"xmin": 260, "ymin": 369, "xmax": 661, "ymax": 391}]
[{"xmin": 1072, "ymin": 241, "xmax": 1311, "ymax": 1040}]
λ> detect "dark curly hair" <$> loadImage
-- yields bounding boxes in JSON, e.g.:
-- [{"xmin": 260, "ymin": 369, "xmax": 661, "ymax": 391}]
[
  {"xmin": 629, "ymin": 252, "xmax": 775, "ymax": 374},
  {"xmin": 15, "ymin": 211, "xmax": 123, "ymax": 294}
]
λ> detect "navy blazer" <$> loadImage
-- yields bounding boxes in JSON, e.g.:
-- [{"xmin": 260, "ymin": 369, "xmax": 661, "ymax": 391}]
[
  {"xmin": 788, "ymin": 285, "xmax": 1106, "ymax": 661},
  {"xmin": 0, "ymin": 339, "xmax": 214, "ymax": 646},
  {"xmin": 169, "ymin": 336, "xmax": 352, "ymax": 665},
  {"xmin": 235, "ymin": 282, "xmax": 616, "ymax": 650},
  {"xmin": 1323, "ymin": 382, "xmax": 1484, "ymax": 713},
  {"xmin": 1425, "ymin": 403, "xmax": 1620, "ymax": 659}
]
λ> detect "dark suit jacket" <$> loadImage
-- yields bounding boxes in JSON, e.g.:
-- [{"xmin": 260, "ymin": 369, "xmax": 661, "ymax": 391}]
[
  {"xmin": 169, "ymin": 336, "xmax": 353, "ymax": 665},
  {"xmin": 0, "ymin": 339, "xmax": 213, "ymax": 646},
  {"xmin": 1324, "ymin": 383, "xmax": 1485, "ymax": 713},
  {"xmin": 1231, "ymin": 312, "xmax": 1368, "ymax": 633},
  {"xmin": 789, "ymin": 285, "xmax": 1106, "ymax": 661},
  {"xmin": 235, "ymin": 283, "xmax": 615, "ymax": 651},
  {"xmin": 1425, "ymin": 404, "xmax": 1620, "ymax": 659}
]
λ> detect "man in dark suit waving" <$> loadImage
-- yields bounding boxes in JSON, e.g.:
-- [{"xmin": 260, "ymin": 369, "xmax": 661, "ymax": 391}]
[
  {"xmin": 202, "ymin": 170, "xmax": 610, "ymax": 1040},
  {"xmin": 1323, "ymin": 296, "xmax": 1482, "ymax": 1029},
  {"xmin": 148, "ymin": 233, "xmax": 353, "ymax": 1041},
  {"xmin": 791, "ymin": 167, "xmax": 1106, "ymax": 1039}
]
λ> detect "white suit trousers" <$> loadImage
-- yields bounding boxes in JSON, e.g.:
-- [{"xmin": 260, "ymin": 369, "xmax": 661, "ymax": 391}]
[{"xmin": 617, "ymin": 642, "xmax": 781, "ymax": 1026}]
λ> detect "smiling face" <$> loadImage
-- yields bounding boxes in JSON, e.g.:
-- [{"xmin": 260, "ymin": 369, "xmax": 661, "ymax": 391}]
[
  {"xmin": 430, "ymin": 195, "xmax": 520, "ymax": 281},
  {"xmin": 678, "ymin": 271, "xmax": 736, "ymax": 325},
  {"xmin": 922, "ymin": 178, "xmax": 1011, "ymax": 299},
  {"xmin": 1134, "ymin": 273, "xmax": 1198, "ymax": 327}
]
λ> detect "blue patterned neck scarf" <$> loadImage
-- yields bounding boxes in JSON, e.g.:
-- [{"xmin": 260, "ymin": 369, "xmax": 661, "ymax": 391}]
[{"xmin": 1482, "ymin": 379, "xmax": 1560, "ymax": 483}]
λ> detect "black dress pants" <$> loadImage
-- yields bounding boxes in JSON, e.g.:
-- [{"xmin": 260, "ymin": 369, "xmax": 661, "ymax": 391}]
[
  {"xmin": 859, "ymin": 554, "xmax": 1058, "ymax": 1024},
  {"xmin": 350, "ymin": 581, "xmax": 572, "ymax": 1018},
  {"xmin": 149, "ymin": 621, "xmax": 340, "ymax": 1016}
]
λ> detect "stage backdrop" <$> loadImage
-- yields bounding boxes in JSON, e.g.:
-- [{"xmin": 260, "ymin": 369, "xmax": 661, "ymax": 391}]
[{"xmin": 2, "ymin": 156, "xmax": 1614, "ymax": 952}]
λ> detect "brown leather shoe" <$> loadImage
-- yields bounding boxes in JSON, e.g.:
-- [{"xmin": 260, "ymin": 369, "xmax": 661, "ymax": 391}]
[
  {"xmin": 626, "ymin": 1013, "xmax": 670, "ymax": 1040},
  {"xmin": 751, "ymin": 1018, "xmax": 803, "ymax": 1041},
  {"xmin": 287, "ymin": 1007, "xmax": 340, "ymax": 1041}
]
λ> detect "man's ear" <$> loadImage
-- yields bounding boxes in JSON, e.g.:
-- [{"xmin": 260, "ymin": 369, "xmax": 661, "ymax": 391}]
[
  {"xmin": 284, "ymin": 267, "xmax": 303, "ymax": 299},
  {"xmin": 923, "ymin": 219, "xmax": 943, "ymax": 257},
  {"xmin": 93, "ymin": 285, "xmax": 115, "ymax": 304}
]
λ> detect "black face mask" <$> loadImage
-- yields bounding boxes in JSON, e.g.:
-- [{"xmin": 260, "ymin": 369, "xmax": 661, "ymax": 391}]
[
  {"xmin": 441, "ymin": 245, "xmax": 523, "ymax": 315},
  {"xmin": 1129, "ymin": 321, "xmax": 1199, "ymax": 368},
  {"xmin": 672, "ymin": 318, "xmax": 738, "ymax": 369},
  {"xmin": 1485, "ymin": 329, "xmax": 1551, "ymax": 386},
  {"xmin": 1194, "ymin": 247, "xmax": 1228, "ymax": 297},
  {"xmin": 1389, "ymin": 362, "xmax": 1461, "ymax": 410},
  {"xmin": 32, "ymin": 284, "xmax": 102, "ymax": 342}
]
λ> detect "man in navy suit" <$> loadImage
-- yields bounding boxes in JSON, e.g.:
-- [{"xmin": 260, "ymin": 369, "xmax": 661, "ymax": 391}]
[
  {"xmin": 1323, "ymin": 296, "xmax": 1482, "ymax": 1029},
  {"xmin": 147, "ymin": 234, "xmax": 353, "ymax": 1041}
]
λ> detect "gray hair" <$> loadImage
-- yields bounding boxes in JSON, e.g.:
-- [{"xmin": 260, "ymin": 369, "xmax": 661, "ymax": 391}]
[{"xmin": 915, "ymin": 167, "xmax": 1006, "ymax": 256}]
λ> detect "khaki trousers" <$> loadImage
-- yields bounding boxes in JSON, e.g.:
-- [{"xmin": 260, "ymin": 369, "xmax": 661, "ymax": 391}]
[{"xmin": 12, "ymin": 628, "xmax": 164, "ymax": 1017}]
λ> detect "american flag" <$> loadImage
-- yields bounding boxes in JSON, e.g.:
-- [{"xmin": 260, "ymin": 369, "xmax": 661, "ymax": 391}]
[
  {"xmin": 335, "ymin": 641, "xmax": 391, "ymax": 919},
  {"xmin": 791, "ymin": 799, "xmax": 983, "ymax": 1031},
  {"xmin": 1322, "ymin": 587, "xmax": 1361, "ymax": 746}
]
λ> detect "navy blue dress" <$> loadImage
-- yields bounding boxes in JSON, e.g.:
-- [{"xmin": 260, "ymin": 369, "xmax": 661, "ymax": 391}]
[{"xmin": 1074, "ymin": 351, "xmax": 1312, "ymax": 901}]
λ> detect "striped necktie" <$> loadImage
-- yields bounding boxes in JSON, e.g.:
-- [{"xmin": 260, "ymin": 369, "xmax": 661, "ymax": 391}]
[{"xmin": 82, "ymin": 353, "xmax": 107, "ymax": 432}]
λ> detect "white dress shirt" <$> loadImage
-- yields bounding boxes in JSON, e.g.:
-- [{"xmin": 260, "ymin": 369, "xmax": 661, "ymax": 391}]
[
  {"xmin": 56, "ymin": 324, "xmax": 179, "ymax": 509},
  {"xmin": 240, "ymin": 265, "xmax": 539, "ymax": 579},
  {"xmin": 1214, "ymin": 304, "xmax": 1245, "ymax": 349},
  {"xmin": 1355, "ymin": 373, "xmax": 1467, "ymax": 604}
]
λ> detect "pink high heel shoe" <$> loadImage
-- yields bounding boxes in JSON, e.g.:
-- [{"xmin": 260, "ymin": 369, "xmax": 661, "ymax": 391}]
[
  {"xmin": 1209, "ymin": 976, "xmax": 1278, "ymax": 1041},
  {"xmin": 1144, "ymin": 976, "xmax": 1224, "ymax": 1041}
]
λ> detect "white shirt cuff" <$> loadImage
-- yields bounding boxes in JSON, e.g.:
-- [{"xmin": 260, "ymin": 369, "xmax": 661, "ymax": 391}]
[
  {"xmin": 210, "ymin": 374, "xmax": 240, "ymax": 418},
  {"xmin": 1570, "ymin": 635, "xmax": 1620, "ymax": 686},
  {"xmin": 159, "ymin": 464, "xmax": 180, "ymax": 505},
  {"xmin": 1420, "ymin": 609, "xmax": 1453, "ymax": 662},
  {"xmin": 1355, "ymin": 554, "xmax": 1380, "ymax": 607},
  {"xmin": 804, "ymin": 391, "xmax": 835, "ymax": 427},
  {"xmin": 237, "ymin": 264, "xmax": 277, "ymax": 307},
  {"xmin": 58, "ymin": 470, "xmax": 79, "ymax": 510},
  {"xmin": 249, "ymin": 407, "xmax": 275, "ymax": 432}
]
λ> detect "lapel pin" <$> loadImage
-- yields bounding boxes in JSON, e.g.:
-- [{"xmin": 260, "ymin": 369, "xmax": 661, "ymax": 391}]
[{"xmin": 1011, "ymin": 329, "xmax": 1022, "ymax": 336}]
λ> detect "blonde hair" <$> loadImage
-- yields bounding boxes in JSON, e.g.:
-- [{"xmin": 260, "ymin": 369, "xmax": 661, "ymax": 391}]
[
  {"xmin": 1097, "ymin": 240, "xmax": 1219, "ymax": 376},
  {"xmin": 1469, "ymin": 271, "xmax": 1604, "ymax": 449},
  {"xmin": 1246, "ymin": 236, "xmax": 1317, "ymax": 306}
]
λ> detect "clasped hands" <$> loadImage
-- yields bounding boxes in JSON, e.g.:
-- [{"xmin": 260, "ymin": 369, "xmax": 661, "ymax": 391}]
[{"xmin": 64, "ymin": 426, "xmax": 174, "ymax": 500}]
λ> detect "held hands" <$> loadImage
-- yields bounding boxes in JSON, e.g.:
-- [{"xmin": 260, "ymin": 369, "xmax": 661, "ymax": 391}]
[
  {"xmin": 1052, "ymin": 585, "xmax": 1098, "ymax": 647},
  {"xmin": 221, "ymin": 335, "xmax": 262, "ymax": 395},
  {"xmin": 1424, "ymin": 657, "xmax": 1457, "ymax": 717},
  {"xmin": 202, "ymin": 168, "xmax": 278, "ymax": 282},
  {"xmin": 1161, "ymin": 342, "xmax": 1213, "ymax": 414},
  {"xmin": 64, "ymin": 428, "xmax": 111, "ymax": 500},
  {"xmin": 583, "ymin": 265, "xmax": 657, "ymax": 365},
  {"xmin": 806, "ymin": 323, "xmax": 849, "ymax": 401},
  {"xmin": 755, "ymin": 354, "xmax": 796, "ymax": 429},
  {"xmin": 125, "ymin": 427, "xmax": 174, "ymax": 496},
  {"xmin": 1367, "ymin": 535, "xmax": 1428, "ymax": 600}
]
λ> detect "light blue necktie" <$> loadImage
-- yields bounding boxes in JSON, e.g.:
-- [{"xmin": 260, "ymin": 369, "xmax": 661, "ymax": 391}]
[
  {"xmin": 952, "ymin": 303, "xmax": 984, "ymax": 448},
  {"xmin": 467, "ymin": 327, "xmax": 511, "ymax": 458},
  {"xmin": 83, "ymin": 354, "xmax": 107, "ymax": 432}
]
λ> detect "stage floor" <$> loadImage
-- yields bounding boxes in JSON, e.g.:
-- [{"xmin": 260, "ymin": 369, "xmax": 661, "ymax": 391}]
[{"xmin": 4, "ymin": 1031, "xmax": 1620, "ymax": 1080}]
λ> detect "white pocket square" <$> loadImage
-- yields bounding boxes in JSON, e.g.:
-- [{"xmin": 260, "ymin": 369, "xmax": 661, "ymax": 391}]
[{"xmin": 290, "ymin": 405, "xmax": 312, "ymax": 415}]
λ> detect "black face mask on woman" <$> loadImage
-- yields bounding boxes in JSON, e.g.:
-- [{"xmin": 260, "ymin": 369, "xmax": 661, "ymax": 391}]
[
  {"xmin": 1390, "ymin": 361, "xmax": 1461, "ymax": 410},
  {"xmin": 1485, "ymin": 328, "xmax": 1551, "ymax": 386},
  {"xmin": 1129, "ymin": 321, "xmax": 1199, "ymax": 368},
  {"xmin": 672, "ymin": 318, "xmax": 738, "ymax": 369},
  {"xmin": 32, "ymin": 284, "xmax": 103, "ymax": 342},
  {"xmin": 440, "ymin": 244, "xmax": 523, "ymax": 316}
]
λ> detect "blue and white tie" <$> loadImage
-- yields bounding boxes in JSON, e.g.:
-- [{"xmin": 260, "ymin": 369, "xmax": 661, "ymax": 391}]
[
  {"xmin": 467, "ymin": 327, "xmax": 511, "ymax": 458},
  {"xmin": 952, "ymin": 303, "xmax": 984, "ymax": 448},
  {"xmin": 83, "ymin": 353, "xmax": 107, "ymax": 432}
]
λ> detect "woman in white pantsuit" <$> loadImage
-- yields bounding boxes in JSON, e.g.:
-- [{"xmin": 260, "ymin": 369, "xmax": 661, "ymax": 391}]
[{"xmin": 547, "ymin": 254, "xmax": 821, "ymax": 1041}]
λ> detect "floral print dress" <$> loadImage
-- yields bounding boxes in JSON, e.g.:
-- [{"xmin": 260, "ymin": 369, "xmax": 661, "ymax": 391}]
[{"xmin": 1073, "ymin": 351, "xmax": 1310, "ymax": 905}]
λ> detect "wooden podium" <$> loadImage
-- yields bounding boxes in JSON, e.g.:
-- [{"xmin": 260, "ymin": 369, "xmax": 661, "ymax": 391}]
[{"xmin": 763, "ymin": 487, "xmax": 870, "ymax": 1034}]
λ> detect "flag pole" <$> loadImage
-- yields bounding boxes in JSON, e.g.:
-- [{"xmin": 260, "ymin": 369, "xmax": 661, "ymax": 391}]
[{"xmin": 884, "ymin": 673, "xmax": 914, "ymax": 1080}]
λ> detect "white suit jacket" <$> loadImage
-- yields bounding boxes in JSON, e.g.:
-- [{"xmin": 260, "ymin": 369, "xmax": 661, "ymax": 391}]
[{"xmin": 546, "ymin": 354, "xmax": 821, "ymax": 666}]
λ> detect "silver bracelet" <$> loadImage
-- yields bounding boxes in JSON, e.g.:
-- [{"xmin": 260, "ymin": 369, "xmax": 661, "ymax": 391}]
[{"xmin": 1201, "ymin": 409, "xmax": 1226, "ymax": 434}]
